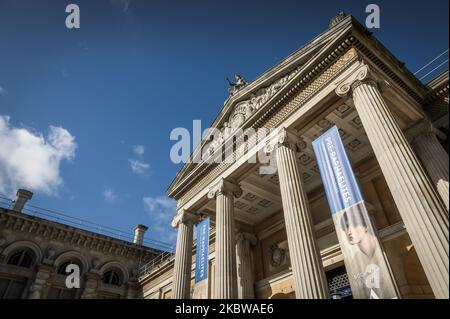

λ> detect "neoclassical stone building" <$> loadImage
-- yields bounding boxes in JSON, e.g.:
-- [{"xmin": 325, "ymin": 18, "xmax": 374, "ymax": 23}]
[
  {"xmin": 139, "ymin": 13, "xmax": 449, "ymax": 299},
  {"xmin": 0, "ymin": 190, "xmax": 160, "ymax": 299}
]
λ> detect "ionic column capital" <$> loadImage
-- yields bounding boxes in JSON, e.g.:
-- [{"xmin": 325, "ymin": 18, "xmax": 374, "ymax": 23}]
[
  {"xmin": 171, "ymin": 209, "xmax": 198, "ymax": 228},
  {"xmin": 265, "ymin": 127, "xmax": 303, "ymax": 154},
  {"xmin": 335, "ymin": 64, "xmax": 381, "ymax": 98},
  {"xmin": 406, "ymin": 119, "xmax": 446, "ymax": 144},
  {"xmin": 207, "ymin": 178, "xmax": 242, "ymax": 199}
]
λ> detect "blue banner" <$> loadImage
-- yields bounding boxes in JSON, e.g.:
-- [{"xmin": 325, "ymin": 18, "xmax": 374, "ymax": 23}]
[
  {"xmin": 195, "ymin": 218, "xmax": 210, "ymax": 283},
  {"xmin": 312, "ymin": 126, "xmax": 363, "ymax": 214},
  {"xmin": 312, "ymin": 125, "xmax": 399, "ymax": 299}
]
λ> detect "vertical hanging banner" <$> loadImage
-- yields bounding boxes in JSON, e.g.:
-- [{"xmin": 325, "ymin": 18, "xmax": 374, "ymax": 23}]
[
  {"xmin": 193, "ymin": 217, "xmax": 210, "ymax": 299},
  {"xmin": 312, "ymin": 126, "xmax": 399, "ymax": 299}
]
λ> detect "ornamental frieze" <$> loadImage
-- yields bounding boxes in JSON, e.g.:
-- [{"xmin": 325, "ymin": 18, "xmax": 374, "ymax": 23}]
[
  {"xmin": 226, "ymin": 66, "xmax": 302, "ymax": 130},
  {"xmin": 204, "ymin": 67, "xmax": 302, "ymax": 156}
]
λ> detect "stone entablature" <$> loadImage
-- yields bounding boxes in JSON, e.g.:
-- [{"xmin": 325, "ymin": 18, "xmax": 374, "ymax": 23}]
[
  {"xmin": 425, "ymin": 70, "xmax": 449, "ymax": 101},
  {"xmin": 0, "ymin": 208, "xmax": 159, "ymax": 262},
  {"xmin": 0, "ymin": 207, "xmax": 162, "ymax": 299}
]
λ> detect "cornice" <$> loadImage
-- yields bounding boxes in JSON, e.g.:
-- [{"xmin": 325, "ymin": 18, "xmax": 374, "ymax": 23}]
[
  {"xmin": 0, "ymin": 208, "xmax": 160, "ymax": 260},
  {"xmin": 424, "ymin": 70, "xmax": 449, "ymax": 105},
  {"xmin": 349, "ymin": 25, "xmax": 426, "ymax": 102}
]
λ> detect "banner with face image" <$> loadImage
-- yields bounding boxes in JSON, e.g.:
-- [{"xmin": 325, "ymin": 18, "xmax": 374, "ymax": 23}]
[{"xmin": 312, "ymin": 125, "xmax": 399, "ymax": 299}]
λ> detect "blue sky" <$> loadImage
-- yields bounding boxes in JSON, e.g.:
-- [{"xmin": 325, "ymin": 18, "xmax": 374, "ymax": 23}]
[{"xmin": 0, "ymin": 0, "xmax": 448, "ymax": 249}]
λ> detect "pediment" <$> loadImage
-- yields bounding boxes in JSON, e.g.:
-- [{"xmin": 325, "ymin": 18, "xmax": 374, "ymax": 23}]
[{"xmin": 169, "ymin": 19, "xmax": 352, "ymax": 192}]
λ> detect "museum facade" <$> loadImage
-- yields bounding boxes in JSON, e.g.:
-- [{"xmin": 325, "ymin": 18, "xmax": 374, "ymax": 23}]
[
  {"xmin": 139, "ymin": 13, "xmax": 449, "ymax": 299},
  {"xmin": 0, "ymin": 13, "xmax": 448, "ymax": 300}
]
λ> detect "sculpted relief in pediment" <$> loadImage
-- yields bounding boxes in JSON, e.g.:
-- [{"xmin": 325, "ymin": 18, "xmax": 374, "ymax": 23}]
[
  {"xmin": 227, "ymin": 66, "xmax": 301, "ymax": 130},
  {"xmin": 202, "ymin": 66, "xmax": 301, "ymax": 157}
]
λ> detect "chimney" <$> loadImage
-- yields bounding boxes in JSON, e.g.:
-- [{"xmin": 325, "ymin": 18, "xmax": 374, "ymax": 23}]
[
  {"xmin": 12, "ymin": 189, "xmax": 33, "ymax": 213},
  {"xmin": 133, "ymin": 224, "xmax": 148, "ymax": 245}
]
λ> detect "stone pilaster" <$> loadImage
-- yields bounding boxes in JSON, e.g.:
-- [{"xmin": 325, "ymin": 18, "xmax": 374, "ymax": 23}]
[
  {"xmin": 81, "ymin": 271, "xmax": 100, "ymax": 299},
  {"xmin": 236, "ymin": 232, "xmax": 257, "ymax": 299},
  {"xmin": 208, "ymin": 178, "xmax": 242, "ymax": 299},
  {"xmin": 411, "ymin": 123, "xmax": 449, "ymax": 211},
  {"xmin": 270, "ymin": 128, "xmax": 329, "ymax": 299},
  {"xmin": 336, "ymin": 64, "xmax": 449, "ymax": 299},
  {"xmin": 126, "ymin": 280, "xmax": 139, "ymax": 299},
  {"xmin": 28, "ymin": 264, "xmax": 52, "ymax": 299},
  {"xmin": 171, "ymin": 209, "xmax": 197, "ymax": 299}
]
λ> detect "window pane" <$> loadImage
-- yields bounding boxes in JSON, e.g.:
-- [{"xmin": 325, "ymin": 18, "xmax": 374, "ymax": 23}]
[
  {"xmin": 7, "ymin": 252, "xmax": 22, "ymax": 266},
  {"xmin": 111, "ymin": 272, "xmax": 120, "ymax": 286},
  {"xmin": 58, "ymin": 261, "xmax": 82, "ymax": 275},
  {"xmin": 0, "ymin": 279, "xmax": 10, "ymax": 298},
  {"xmin": 102, "ymin": 269, "xmax": 122, "ymax": 286},
  {"xmin": 7, "ymin": 250, "xmax": 35, "ymax": 268},
  {"xmin": 58, "ymin": 262, "xmax": 71, "ymax": 275},
  {"xmin": 20, "ymin": 252, "xmax": 33, "ymax": 268},
  {"xmin": 4, "ymin": 281, "xmax": 25, "ymax": 299}
]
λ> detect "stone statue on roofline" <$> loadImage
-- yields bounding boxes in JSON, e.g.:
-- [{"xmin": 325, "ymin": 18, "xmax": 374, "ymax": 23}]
[{"xmin": 226, "ymin": 74, "xmax": 248, "ymax": 95}]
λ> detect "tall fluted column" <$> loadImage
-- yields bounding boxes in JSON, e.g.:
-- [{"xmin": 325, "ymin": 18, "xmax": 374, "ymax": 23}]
[
  {"xmin": 208, "ymin": 178, "xmax": 242, "ymax": 299},
  {"xmin": 269, "ymin": 128, "xmax": 329, "ymax": 299},
  {"xmin": 171, "ymin": 210, "xmax": 196, "ymax": 299},
  {"xmin": 336, "ymin": 64, "xmax": 449, "ymax": 299},
  {"xmin": 412, "ymin": 124, "xmax": 449, "ymax": 211},
  {"xmin": 236, "ymin": 232, "xmax": 257, "ymax": 299}
]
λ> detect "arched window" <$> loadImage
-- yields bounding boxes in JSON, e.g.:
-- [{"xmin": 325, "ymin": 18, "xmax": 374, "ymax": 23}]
[
  {"xmin": 102, "ymin": 269, "xmax": 122, "ymax": 286},
  {"xmin": 57, "ymin": 260, "xmax": 82, "ymax": 275},
  {"xmin": 7, "ymin": 250, "xmax": 35, "ymax": 268}
]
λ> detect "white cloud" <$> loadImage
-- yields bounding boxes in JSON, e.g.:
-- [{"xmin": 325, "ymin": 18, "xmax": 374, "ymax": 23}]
[
  {"xmin": 133, "ymin": 144, "xmax": 145, "ymax": 156},
  {"xmin": 0, "ymin": 86, "xmax": 5, "ymax": 96},
  {"xmin": 129, "ymin": 159, "xmax": 149, "ymax": 175},
  {"xmin": 103, "ymin": 188, "xmax": 118, "ymax": 204},
  {"xmin": 0, "ymin": 115, "xmax": 77, "ymax": 197},
  {"xmin": 143, "ymin": 196, "xmax": 177, "ymax": 246},
  {"xmin": 143, "ymin": 196, "xmax": 174, "ymax": 215}
]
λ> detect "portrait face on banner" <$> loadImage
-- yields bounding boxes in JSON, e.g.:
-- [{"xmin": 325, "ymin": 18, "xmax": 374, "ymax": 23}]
[
  {"xmin": 333, "ymin": 203, "xmax": 388, "ymax": 298},
  {"xmin": 339, "ymin": 204, "xmax": 377, "ymax": 262}
]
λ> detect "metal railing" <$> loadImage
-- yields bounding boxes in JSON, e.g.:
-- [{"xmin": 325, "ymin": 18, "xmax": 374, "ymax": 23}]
[
  {"xmin": 415, "ymin": 49, "xmax": 449, "ymax": 82},
  {"xmin": 138, "ymin": 249, "xmax": 176, "ymax": 277},
  {"xmin": 139, "ymin": 229, "xmax": 217, "ymax": 277},
  {"xmin": 0, "ymin": 194, "xmax": 177, "ymax": 277},
  {"xmin": 0, "ymin": 194, "xmax": 174, "ymax": 252}
]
